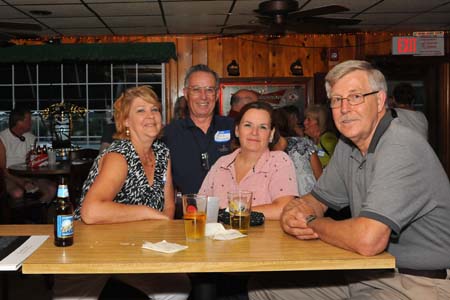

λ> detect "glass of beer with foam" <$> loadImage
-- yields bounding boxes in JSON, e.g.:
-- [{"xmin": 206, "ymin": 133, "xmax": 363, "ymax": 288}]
[
  {"xmin": 182, "ymin": 194, "xmax": 207, "ymax": 241},
  {"xmin": 227, "ymin": 190, "xmax": 253, "ymax": 234}
]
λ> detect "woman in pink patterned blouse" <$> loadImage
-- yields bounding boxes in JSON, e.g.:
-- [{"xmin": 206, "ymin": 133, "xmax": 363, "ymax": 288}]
[{"xmin": 199, "ymin": 101, "xmax": 299, "ymax": 220}]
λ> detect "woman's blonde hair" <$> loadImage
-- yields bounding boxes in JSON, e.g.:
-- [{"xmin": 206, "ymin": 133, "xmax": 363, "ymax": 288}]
[
  {"xmin": 304, "ymin": 104, "xmax": 329, "ymax": 134},
  {"xmin": 113, "ymin": 85, "xmax": 161, "ymax": 139}
]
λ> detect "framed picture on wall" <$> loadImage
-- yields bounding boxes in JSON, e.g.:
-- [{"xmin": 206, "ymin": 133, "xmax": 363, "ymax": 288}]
[{"xmin": 219, "ymin": 77, "xmax": 313, "ymax": 116}]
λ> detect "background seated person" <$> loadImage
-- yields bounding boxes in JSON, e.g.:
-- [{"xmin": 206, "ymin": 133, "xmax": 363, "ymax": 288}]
[
  {"xmin": 199, "ymin": 101, "xmax": 299, "ymax": 220},
  {"xmin": 0, "ymin": 108, "xmax": 56, "ymax": 204},
  {"xmin": 228, "ymin": 89, "xmax": 259, "ymax": 118},
  {"xmin": 273, "ymin": 108, "xmax": 322, "ymax": 196},
  {"xmin": 391, "ymin": 82, "xmax": 428, "ymax": 139},
  {"xmin": 304, "ymin": 104, "xmax": 338, "ymax": 168},
  {"xmin": 54, "ymin": 86, "xmax": 189, "ymax": 300}
]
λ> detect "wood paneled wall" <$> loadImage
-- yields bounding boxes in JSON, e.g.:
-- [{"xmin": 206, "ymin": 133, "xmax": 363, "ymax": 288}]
[
  {"xmin": 156, "ymin": 33, "xmax": 396, "ymax": 113},
  {"xmin": 51, "ymin": 32, "xmax": 449, "ymax": 173}
]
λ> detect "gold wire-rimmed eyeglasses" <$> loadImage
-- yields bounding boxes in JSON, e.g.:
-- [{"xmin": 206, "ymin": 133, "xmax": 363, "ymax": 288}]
[{"xmin": 329, "ymin": 91, "xmax": 379, "ymax": 108}]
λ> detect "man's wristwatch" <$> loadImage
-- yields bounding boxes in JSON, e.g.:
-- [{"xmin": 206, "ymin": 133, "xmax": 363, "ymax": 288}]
[{"xmin": 305, "ymin": 214, "xmax": 317, "ymax": 225}]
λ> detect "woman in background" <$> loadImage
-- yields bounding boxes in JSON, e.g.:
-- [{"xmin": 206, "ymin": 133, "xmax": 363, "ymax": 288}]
[
  {"xmin": 273, "ymin": 108, "xmax": 322, "ymax": 196},
  {"xmin": 199, "ymin": 101, "xmax": 298, "ymax": 220},
  {"xmin": 55, "ymin": 86, "xmax": 190, "ymax": 300},
  {"xmin": 304, "ymin": 104, "xmax": 338, "ymax": 168}
]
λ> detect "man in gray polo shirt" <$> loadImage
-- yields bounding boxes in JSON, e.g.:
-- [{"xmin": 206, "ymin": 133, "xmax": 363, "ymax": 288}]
[{"xmin": 249, "ymin": 60, "xmax": 450, "ymax": 300}]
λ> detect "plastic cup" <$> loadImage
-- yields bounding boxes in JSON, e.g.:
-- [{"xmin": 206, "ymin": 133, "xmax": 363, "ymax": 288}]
[{"xmin": 206, "ymin": 196, "xmax": 219, "ymax": 223}]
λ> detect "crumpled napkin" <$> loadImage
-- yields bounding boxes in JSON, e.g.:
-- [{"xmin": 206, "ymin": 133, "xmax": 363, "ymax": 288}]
[
  {"xmin": 142, "ymin": 240, "xmax": 188, "ymax": 253},
  {"xmin": 205, "ymin": 223, "xmax": 247, "ymax": 240}
]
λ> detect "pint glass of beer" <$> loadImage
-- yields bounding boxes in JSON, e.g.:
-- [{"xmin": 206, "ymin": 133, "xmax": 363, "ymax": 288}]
[
  {"xmin": 182, "ymin": 194, "xmax": 207, "ymax": 241},
  {"xmin": 227, "ymin": 191, "xmax": 253, "ymax": 234}
]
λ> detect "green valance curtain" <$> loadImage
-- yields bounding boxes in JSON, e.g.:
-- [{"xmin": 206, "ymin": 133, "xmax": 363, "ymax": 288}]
[{"xmin": 0, "ymin": 42, "xmax": 177, "ymax": 63}]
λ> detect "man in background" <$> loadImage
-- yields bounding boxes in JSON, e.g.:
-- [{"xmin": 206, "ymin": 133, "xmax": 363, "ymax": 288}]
[
  {"xmin": 391, "ymin": 82, "xmax": 428, "ymax": 139},
  {"xmin": 0, "ymin": 108, "xmax": 56, "ymax": 204},
  {"xmin": 228, "ymin": 89, "xmax": 259, "ymax": 118}
]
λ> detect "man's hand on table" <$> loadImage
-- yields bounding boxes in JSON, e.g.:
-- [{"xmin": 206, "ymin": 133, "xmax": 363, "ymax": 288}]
[{"xmin": 280, "ymin": 197, "xmax": 319, "ymax": 240}]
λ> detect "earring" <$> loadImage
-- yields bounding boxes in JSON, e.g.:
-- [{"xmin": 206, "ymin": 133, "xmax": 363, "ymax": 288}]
[{"xmin": 126, "ymin": 127, "xmax": 130, "ymax": 137}]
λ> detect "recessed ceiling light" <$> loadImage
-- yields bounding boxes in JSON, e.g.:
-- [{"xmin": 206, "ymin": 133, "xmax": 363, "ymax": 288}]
[{"xmin": 29, "ymin": 10, "xmax": 52, "ymax": 16}]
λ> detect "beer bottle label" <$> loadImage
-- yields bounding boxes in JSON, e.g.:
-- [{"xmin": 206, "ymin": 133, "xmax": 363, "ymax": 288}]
[
  {"xmin": 57, "ymin": 186, "xmax": 69, "ymax": 198},
  {"xmin": 56, "ymin": 215, "xmax": 74, "ymax": 238}
]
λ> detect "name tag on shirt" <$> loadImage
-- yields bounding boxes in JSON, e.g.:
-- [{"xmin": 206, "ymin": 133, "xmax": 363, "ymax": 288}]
[{"xmin": 214, "ymin": 130, "xmax": 231, "ymax": 143}]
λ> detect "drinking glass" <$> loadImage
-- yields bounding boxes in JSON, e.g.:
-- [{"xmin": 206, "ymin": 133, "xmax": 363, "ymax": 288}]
[
  {"xmin": 182, "ymin": 194, "xmax": 207, "ymax": 241},
  {"xmin": 227, "ymin": 191, "xmax": 253, "ymax": 234}
]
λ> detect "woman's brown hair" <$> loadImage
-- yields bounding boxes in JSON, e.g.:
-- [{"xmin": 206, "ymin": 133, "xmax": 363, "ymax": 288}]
[{"xmin": 234, "ymin": 101, "xmax": 280, "ymax": 150}]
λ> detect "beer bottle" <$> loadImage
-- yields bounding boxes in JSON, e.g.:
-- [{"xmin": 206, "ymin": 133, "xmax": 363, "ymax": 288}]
[{"xmin": 54, "ymin": 177, "xmax": 74, "ymax": 247}]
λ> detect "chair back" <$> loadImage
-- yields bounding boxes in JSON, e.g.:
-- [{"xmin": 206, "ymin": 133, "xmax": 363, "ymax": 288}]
[{"xmin": 69, "ymin": 148, "xmax": 98, "ymax": 205}]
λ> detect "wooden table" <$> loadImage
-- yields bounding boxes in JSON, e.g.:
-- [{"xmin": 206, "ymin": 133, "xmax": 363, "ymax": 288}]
[
  {"xmin": 8, "ymin": 162, "xmax": 70, "ymax": 177},
  {"xmin": 0, "ymin": 220, "xmax": 395, "ymax": 275}
]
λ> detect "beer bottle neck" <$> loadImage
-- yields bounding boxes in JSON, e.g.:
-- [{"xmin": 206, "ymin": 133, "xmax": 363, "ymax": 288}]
[{"xmin": 57, "ymin": 184, "xmax": 69, "ymax": 198}]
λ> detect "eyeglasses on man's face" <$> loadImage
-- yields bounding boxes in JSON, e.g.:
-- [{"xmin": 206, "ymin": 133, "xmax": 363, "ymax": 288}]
[
  {"xmin": 186, "ymin": 86, "xmax": 217, "ymax": 96},
  {"xmin": 329, "ymin": 91, "xmax": 379, "ymax": 109}
]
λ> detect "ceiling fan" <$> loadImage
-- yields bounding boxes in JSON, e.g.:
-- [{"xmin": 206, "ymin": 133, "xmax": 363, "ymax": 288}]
[
  {"xmin": 0, "ymin": 22, "xmax": 42, "ymax": 46},
  {"xmin": 222, "ymin": 0, "xmax": 361, "ymax": 37}
]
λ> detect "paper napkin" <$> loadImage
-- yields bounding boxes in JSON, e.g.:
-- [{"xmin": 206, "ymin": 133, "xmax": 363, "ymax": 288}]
[
  {"xmin": 205, "ymin": 223, "xmax": 247, "ymax": 240},
  {"xmin": 142, "ymin": 240, "xmax": 188, "ymax": 253}
]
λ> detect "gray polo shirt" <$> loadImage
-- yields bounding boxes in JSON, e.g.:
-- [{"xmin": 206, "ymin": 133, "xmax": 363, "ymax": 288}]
[{"xmin": 312, "ymin": 111, "xmax": 450, "ymax": 269}]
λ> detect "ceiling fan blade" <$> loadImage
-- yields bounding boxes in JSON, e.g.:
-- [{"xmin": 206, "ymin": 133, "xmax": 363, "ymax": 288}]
[
  {"xmin": 0, "ymin": 22, "xmax": 42, "ymax": 32},
  {"xmin": 288, "ymin": 5, "xmax": 349, "ymax": 19},
  {"xmin": 301, "ymin": 16, "xmax": 361, "ymax": 26}
]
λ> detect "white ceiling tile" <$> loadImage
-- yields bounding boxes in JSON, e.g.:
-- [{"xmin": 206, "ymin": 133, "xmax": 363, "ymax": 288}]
[
  {"xmin": 88, "ymin": 2, "xmax": 161, "ymax": 16},
  {"xmin": 432, "ymin": 3, "xmax": 450, "ymax": 12},
  {"xmin": 112, "ymin": 27, "xmax": 168, "ymax": 35},
  {"xmin": 0, "ymin": 5, "xmax": 30, "ymax": 18},
  {"xmin": 85, "ymin": 0, "xmax": 157, "ymax": 2},
  {"xmin": 232, "ymin": 0, "xmax": 263, "ymax": 15},
  {"xmin": 167, "ymin": 26, "xmax": 222, "ymax": 34},
  {"xmin": 162, "ymin": 1, "xmax": 232, "ymax": 15},
  {"xmin": 165, "ymin": 15, "xmax": 227, "ymax": 25},
  {"xmin": 18, "ymin": 4, "xmax": 94, "ymax": 17},
  {"xmin": 227, "ymin": 15, "xmax": 258, "ymax": 25},
  {"xmin": 1, "ymin": 0, "xmax": 448, "ymax": 38},
  {"xmin": 300, "ymin": 0, "xmax": 381, "ymax": 14},
  {"xmin": 39, "ymin": 17, "xmax": 105, "ymax": 28},
  {"xmin": 103, "ymin": 16, "xmax": 164, "ymax": 27},
  {"xmin": 56, "ymin": 28, "xmax": 112, "ymax": 36},
  {"xmin": 357, "ymin": 13, "xmax": 417, "ymax": 25},
  {"xmin": 403, "ymin": 13, "xmax": 450, "ymax": 24},
  {"xmin": 370, "ymin": 0, "xmax": 450, "ymax": 13},
  {"xmin": 6, "ymin": 0, "xmax": 80, "ymax": 4}
]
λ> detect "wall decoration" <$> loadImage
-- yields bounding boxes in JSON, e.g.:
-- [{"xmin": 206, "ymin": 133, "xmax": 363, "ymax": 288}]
[{"xmin": 219, "ymin": 77, "xmax": 313, "ymax": 116}]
